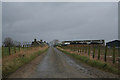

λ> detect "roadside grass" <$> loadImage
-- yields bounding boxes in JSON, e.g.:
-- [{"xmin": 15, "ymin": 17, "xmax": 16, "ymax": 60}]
[
  {"xmin": 61, "ymin": 46, "xmax": 119, "ymax": 57},
  {"xmin": 57, "ymin": 47, "xmax": 120, "ymax": 75},
  {"xmin": 2, "ymin": 47, "xmax": 29, "ymax": 57},
  {"xmin": 2, "ymin": 46, "xmax": 48, "ymax": 78}
]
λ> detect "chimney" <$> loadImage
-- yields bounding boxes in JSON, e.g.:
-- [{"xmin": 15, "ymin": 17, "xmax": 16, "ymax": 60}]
[{"xmin": 34, "ymin": 38, "xmax": 37, "ymax": 42}]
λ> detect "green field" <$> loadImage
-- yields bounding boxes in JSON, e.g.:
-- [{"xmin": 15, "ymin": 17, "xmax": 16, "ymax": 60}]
[{"xmin": 2, "ymin": 47, "xmax": 29, "ymax": 57}]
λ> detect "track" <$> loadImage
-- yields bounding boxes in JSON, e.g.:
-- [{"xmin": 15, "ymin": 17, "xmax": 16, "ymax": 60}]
[{"xmin": 8, "ymin": 47, "xmax": 118, "ymax": 78}]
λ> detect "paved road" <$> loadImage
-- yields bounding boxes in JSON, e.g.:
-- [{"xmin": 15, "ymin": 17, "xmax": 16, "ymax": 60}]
[{"xmin": 8, "ymin": 47, "xmax": 118, "ymax": 78}]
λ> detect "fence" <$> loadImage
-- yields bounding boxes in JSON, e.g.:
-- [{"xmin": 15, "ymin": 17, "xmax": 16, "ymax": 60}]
[
  {"xmin": 2, "ymin": 45, "xmax": 32, "ymax": 57},
  {"xmin": 60, "ymin": 45, "xmax": 119, "ymax": 64}
]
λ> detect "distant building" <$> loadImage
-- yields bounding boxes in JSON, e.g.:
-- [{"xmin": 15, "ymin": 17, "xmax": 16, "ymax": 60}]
[
  {"xmin": 106, "ymin": 40, "xmax": 120, "ymax": 48},
  {"xmin": 31, "ymin": 38, "xmax": 46, "ymax": 46},
  {"xmin": 62, "ymin": 40, "xmax": 105, "ymax": 46}
]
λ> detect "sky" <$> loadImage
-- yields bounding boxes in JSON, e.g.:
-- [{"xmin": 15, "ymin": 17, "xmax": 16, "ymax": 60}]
[
  {"xmin": 2, "ymin": 0, "xmax": 119, "ymax": 2},
  {"xmin": 2, "ymin": 2, "xmax": 118, "ymax": 43}
]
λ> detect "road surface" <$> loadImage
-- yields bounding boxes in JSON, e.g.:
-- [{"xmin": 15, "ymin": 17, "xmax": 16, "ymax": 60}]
[{"xmin": 8, "ymin": 47, "xmax": 118, "ymax": 78}]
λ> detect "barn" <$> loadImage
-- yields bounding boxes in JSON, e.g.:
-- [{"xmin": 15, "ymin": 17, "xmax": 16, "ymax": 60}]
[
  {"xmin": 62, "ymin": 40, "xmax": 105, "ymax": 46},
  {"xmin": 106, "ymin": 40, "xmax": 120, "ymax": 48}
]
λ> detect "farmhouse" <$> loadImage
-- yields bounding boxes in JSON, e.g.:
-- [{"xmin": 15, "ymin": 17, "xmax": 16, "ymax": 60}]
[
  {"xmin": 106, "ymin": 40, "xmax": 120, "ymax": 48},
  {"xmin": 31, "ymin": 38, "xmax": 45, "ymax": 46},
  {"xmin": 62, "ymin": 40, "xmax": 105, "ymax": 46}
]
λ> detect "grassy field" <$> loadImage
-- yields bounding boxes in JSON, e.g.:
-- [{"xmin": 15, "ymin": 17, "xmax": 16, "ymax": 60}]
[
  {"xmin": 2, "ymin": 47, "xmax": 30, "ymax": 57},
  {"xmin": 2, "ymin": 46, "xmax": 48, "ymax": 78},
  {"xmin": 57, "ymin": 47, "xmax": 120, "ymax": 75}
]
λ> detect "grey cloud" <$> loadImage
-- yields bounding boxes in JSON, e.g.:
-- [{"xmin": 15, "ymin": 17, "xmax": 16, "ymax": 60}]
[{"xmin": 2, "ymin": 2, "xmax": 118, "ymax": 43}]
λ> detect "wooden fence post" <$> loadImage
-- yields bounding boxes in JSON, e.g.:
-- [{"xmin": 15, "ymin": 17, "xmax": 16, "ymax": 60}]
[
  {"xmin": 74, "ymin": 45, "xmax": 75, "ymax": 51},
  {"xmin": 93, "ymin": 46, "xmax": 95, "ymax": 59},
  {"xmin": 104, "ymin": 45, "xmax": 107, "ymax": 62},
  {"xmin": 85, "ymin": 46, "xmax": 87, "ymax": 53},
  {"xmin": 82, "ymin": 46, "xmax": 83, "ymax": 53},
  {"xmin": 83, "ymin": 46, "xmax": 84, "ymax": 53},
  {"xmin": 98, "ymin": 46, "xmax": 100, "ymax": 60},
  {"xmin": 113, "ymin": 46, "xmax": 115, "ymax": 64},
  {"xmin": 14, "ymin": 46, "xmax": 16, "ymax": 53},
  {"xmin": 23, "ymin": 45, "xmax": 24, "ymax": 50},
  {"xmin": 88, "ymin": 46, "xmax": 90, "ymax": 56},
  {"xmin": 78, "ymin": 47, "xmax": 79, "ymax": 52},
  {"xmin": 8, "ymin": 46, "xmax": 11, "ymax": 55}
]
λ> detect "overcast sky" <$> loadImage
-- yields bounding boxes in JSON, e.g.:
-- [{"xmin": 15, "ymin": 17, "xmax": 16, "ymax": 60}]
[{"xmin": 2, "ymin": 2, "xmax": 118, "ymax": 43}]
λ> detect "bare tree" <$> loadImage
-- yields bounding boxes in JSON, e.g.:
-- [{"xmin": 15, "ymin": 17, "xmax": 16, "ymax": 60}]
[
  {"xmin": 3, "ymin": 37, "xmax": 14, "ymax": 47},
  {"xmin": 3, "ymin": 37, "xmax": 15, "ymax": 55}
]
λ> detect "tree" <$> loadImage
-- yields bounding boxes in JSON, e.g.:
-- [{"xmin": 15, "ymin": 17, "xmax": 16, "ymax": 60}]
[
  {"xmin": 3, "ymin": 37, "xmax": 14, "ymax": 55},
  {"xmin": 3, "ymin": 37, "xmax": 14, "ymax": 47}
]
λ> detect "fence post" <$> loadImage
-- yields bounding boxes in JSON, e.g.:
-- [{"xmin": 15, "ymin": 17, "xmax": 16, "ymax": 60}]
[
  {"xmin": 14, "ymin": 46, "xmax": 16, "ymax": 53},
  {"xmin": 88, "ymin": 46, "xmax": 90, "ymax": 56},
  {"xmin": 93, "ymin": 46, "xmax": 95, "ymax": 59},
  {"xmin": 104, "ymin": 45, "xmax": 107, "ymax": 62},
  {"xmin": 82, "ymin": 46, "xmax": 84, "ymax": 54},
  {"xmin": 113, "ymin": 46, "xmax": 115, "ymax": 64},
  {"xmin": 82, "ymin": 46, "xmax": 83, "ymax": 53},
  {"xmin": 8, "ymin": 46, "xmax": 11, "ymax": 55},
  {"xmin": 83, "ymin": 46, "xmax": 84, "ymax": 53},
  {"xmin": 80, "ymin": 46, "xmax": 81, "ymax": 53},
  {"xmin": 98, "ymin": 46, "xmax": 101, "ymax": 60},
  {"xmin": 85, "ymin": 46, "xmax": 86, "ymax": 53},
  {"xmin": 78, "ymin": 47, "xmax": 79, "ymax": 52},
  {"xmin": 23, "ymin": 45, "xmax": 24, "ymax": 50}
]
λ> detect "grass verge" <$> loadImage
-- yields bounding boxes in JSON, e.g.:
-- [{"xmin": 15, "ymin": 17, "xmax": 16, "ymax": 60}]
[
  {"xmin": 57, "ymin": 47, "xmax": 120, "ymax": 75},
  {"xmin": 2, "ymin": 46, "xmax": 48, "ymax": 78}
]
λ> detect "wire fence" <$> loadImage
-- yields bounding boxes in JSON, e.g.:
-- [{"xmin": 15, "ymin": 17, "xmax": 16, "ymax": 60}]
[{"xmin": 60, "ymin": 45, "xmax": 119, "ymax": 64}]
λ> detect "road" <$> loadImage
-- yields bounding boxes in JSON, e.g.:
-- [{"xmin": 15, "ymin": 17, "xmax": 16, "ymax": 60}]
[{"xmin": 8, "ymin": 47, "xmax": 118, "ymax": 78}]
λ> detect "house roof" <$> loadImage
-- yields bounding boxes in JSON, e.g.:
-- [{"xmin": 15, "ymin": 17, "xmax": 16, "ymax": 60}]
[{"xmin": 106, "ymin": 40, "xmax": 120, "ymax": 44}]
